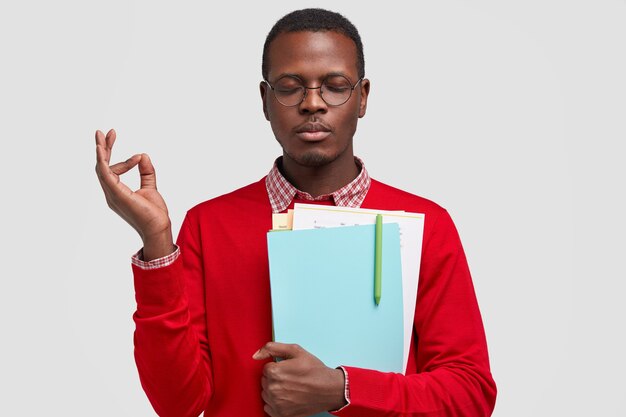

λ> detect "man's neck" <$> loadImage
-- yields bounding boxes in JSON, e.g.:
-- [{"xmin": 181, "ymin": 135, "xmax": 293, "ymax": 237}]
[{"xmin": 279, "ymin": 150, "xmax": 360, "ymax": 198}]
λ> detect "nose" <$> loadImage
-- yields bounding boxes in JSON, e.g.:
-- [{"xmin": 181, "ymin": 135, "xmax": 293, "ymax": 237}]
[{"xmin": 299, "ymin": 87, "xmax": 328, "ymax": 114}]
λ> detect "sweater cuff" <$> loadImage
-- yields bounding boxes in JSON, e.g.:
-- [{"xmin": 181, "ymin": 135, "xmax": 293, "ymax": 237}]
[
  {"xmin": 132, "ymin": 251, "xmax": 185, "ymax": 316},
  {"xmin": 329, "ymin": 366, "xmax": 395, "ymax": 417}
]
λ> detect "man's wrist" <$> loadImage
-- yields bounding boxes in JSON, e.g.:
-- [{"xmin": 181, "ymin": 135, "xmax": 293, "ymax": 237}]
[
  {"xmin": 327, "ymin": 367, "xmax": 348, "ymax": 411},
  {"xmin": 141, "ymin": 228, "xmax": 175, "ymax": 261}
]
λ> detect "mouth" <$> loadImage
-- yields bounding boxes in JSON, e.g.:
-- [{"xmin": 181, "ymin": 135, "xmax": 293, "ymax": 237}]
[{"xmin": 295, "ymin": 122, "xmax": 332, "ymax": 142}]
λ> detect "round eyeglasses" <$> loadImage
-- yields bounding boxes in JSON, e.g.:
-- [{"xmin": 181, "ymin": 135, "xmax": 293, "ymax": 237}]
[{"xmin": 264, "ymin": 74, "xmax": 363, "ymax": 107}]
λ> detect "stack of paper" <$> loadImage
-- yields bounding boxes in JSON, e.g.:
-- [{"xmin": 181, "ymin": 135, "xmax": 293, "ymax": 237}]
[{"xmin": 267, "ymin": 204, "xmax": 425, "ymax": 387}]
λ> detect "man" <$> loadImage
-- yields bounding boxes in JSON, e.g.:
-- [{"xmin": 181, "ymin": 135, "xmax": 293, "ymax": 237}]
[{"xmin": 95, "ymin": 8, "xmax": 496, "ymax": 417}]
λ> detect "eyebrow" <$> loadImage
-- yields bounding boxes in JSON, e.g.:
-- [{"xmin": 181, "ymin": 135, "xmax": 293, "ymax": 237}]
[{"xmin": 271, "ymin": 71, "xmax": 354, "ymax": 83}]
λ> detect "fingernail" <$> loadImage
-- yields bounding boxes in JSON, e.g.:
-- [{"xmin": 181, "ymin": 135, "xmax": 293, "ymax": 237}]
[{"xmin": 252, "ymin": 349, "xmax": 261, "ymax": 359}]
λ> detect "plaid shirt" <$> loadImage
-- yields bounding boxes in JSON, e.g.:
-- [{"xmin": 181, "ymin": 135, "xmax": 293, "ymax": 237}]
[
  {"xmin": 132, "ymin": 156, "xmax": 371, "ymax": 269},
  {"xmin": 266, "ymin": 156, "xmax": 371, "ymax": 213}
]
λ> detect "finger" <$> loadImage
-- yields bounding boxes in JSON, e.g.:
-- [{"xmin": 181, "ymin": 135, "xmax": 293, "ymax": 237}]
[
  {"xmin": 95, "ymin": 130, "xmax": 105, "ymax": 146},
  {"xmin": 261, "ymin": 390, "xmax": 277, "ymax": 414},
  {"xmin": 105, "ymin": 128, "xmax": 116, "ymax": 150},
  {"xmin": 95, "ymin": 145, "xmax": 122, "ymax": 187},
  {"xmin": 261, "ymin": 388, "xmax": 270, "ymax": 403},
  {"xmin": 138, "ymin": 153, "xmax": 157, "ymax": 190},
  {"xmin": 252, "ymin": 348, "xmax": 271, "ymax": 361},
  {"xmin": 97, "ymin": 162, "xmax": 134, "ymax": 198},
  {"xmin": 95, "ymin": 130, "xmax": 106, "ymax": 159},
  {"xmin": 96, "ymin": 142, "xmax": 111, "ymax": 169},
  {"xmin": 262, "ymin": 361, "xmax": 280, "ymax": 379},
  {"xmin": 253, "ymin": 342, "xmax": 301, "ymax": 360},
  {"xmin": 110, "ymin": 154, "xmax": 141, "ymax": 175},
  {"xmin": 263, "ymin": 404, "xmax": 278, "ymax": 417},
  {"xmin": 95, "ymin": 147, "xmax": 134, "ymax": 197}
]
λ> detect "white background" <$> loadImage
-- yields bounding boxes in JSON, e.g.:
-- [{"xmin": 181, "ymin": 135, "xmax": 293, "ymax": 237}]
[{"xmin": 1, "ymin": 0, "xmax": 624, "ymax": 416}]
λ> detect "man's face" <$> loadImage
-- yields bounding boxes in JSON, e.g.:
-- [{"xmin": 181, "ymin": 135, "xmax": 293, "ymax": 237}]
[{"xmin": 260, "ymin": 31, "xmax": 370, "ymax": 167}]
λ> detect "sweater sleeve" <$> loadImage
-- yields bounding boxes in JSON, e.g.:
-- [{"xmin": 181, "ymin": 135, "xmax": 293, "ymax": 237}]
[
  {"xmin": 332, "ymin": 209, "xmax": 497, "ymax": 417},
  {"xmin": 132, "ymin": 211, "xmax": 212, "ymax": 417}
]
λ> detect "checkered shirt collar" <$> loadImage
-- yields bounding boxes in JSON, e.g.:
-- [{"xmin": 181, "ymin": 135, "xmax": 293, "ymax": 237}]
[{"xmin": 265, "ymin": 156, "xmax": 371, "ymax": 213}]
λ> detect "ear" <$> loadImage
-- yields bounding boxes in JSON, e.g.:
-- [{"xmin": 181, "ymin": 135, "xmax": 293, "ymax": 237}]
[
  {"xmin": 260, "ymin": 81, "xmax": 270, "ymax": 121},
  {"xmin": 358, "ymin": 78, "xmax": 370, "ymax": 118}
]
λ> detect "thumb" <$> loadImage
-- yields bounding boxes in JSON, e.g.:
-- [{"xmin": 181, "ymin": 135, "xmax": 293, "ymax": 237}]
[
  {"xmin": 138, "ymin": 153, "xmax": 157, "ymax": 189},
  {"xmin": 252, "ymin": 342, "xmax": 302, "ymax": 361}
]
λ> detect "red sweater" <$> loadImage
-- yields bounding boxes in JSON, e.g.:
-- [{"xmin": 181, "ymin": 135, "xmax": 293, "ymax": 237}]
[{"xmin": 132, "ymin": 178, "xmax": 496, "ymax": 417}]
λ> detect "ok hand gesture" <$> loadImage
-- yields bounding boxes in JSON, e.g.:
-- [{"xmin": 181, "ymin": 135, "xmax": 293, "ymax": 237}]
[{"xmin": 95, "ymin": 129, "xmax": 174, "ymax": 260}]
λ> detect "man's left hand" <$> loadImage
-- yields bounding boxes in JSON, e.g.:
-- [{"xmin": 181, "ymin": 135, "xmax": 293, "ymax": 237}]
[{"xmin": 252, "ymin": 342, "xmax": 347, "ymax": 417}]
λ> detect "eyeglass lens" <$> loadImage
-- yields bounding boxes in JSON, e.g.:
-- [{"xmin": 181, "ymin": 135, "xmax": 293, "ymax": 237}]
[{"xmin": 272, "ymin": 75, "xmax": 356, "ymax": 106}]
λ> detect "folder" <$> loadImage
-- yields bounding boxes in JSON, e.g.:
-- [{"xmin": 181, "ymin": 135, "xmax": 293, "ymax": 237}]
[
  {"xmin": 291, "ymin": 203, "xmax": 425, "ymax": 372},
  {"xmin": 267, "ymin": 223, "xmax": 405, "ymax": 405}
]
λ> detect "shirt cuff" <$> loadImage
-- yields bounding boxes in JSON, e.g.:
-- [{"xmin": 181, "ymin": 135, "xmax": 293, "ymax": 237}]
[
  {"xmin": 131, "ymin": 245, "xmax": 180, "ymax": 270},
  {"xmin": 330, "ymin": 366, "xmax": 351, "ymax": 413}
]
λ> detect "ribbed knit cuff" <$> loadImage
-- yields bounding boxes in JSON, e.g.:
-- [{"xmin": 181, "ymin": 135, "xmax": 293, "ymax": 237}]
[
  {"xmin": 132, "ymin": 252, "xmax": 185, "ymax": 316},
  {"xmin": 329, "ymin": 366, "xmax": 393, "ymax": 417}
]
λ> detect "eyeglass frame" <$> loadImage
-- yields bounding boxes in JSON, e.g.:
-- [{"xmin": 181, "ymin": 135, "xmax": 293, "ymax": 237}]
[{"xmin": 263, "ymin": 74, "xmax": 364, "ymax": 107}]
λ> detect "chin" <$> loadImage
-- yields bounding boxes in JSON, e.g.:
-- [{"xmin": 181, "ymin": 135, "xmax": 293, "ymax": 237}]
[{"xmin": 290, "ymin": 150, "xmax": 339, "ymax": 167}]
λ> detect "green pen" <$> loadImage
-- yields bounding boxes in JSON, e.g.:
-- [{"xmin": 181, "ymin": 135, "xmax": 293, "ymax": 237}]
[{"xmin": 374, "ymin": 214, "xmax": 383, "ymax": 305}]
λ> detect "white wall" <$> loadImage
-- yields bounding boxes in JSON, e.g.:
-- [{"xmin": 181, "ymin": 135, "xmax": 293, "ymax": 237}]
[{"xmin": 1, "ymin": 1, "xmax": 624, "ymax": 415}]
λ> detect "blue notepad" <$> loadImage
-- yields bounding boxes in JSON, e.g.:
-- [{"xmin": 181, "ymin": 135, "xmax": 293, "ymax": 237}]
[{"xmin": 267, "ymin": 223, "xmax": 404, "ymax": 384}]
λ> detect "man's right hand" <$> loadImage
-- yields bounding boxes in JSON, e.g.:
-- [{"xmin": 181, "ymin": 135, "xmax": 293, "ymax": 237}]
[{"xmin": 95, "ymin": 129, "xmax": 175, "ymax": 261}]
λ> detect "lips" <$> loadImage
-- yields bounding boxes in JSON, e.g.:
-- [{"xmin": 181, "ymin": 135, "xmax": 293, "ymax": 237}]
[{"xmin": 295, "ymin": 122, "xmax": 332, "ymax": 142}]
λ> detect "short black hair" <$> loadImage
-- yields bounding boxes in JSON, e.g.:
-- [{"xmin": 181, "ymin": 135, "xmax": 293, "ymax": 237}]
[{"xmin": 262, "ymin": 8, "xmax": 365, "ymax": 80}]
